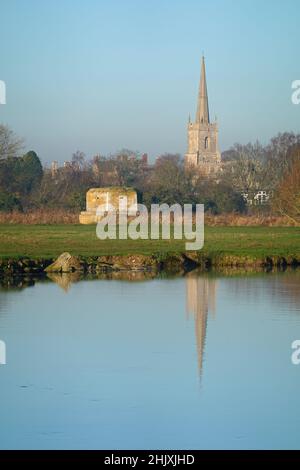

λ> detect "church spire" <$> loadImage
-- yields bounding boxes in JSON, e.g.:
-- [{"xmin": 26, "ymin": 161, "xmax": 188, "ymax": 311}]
[{"xmin": 196, "ymin": 56, "xmax": 210, "ymax": 124}]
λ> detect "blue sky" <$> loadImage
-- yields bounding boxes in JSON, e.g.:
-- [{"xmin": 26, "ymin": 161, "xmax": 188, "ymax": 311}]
[{"xmin": 0, "ymin": 0, "xmax": 300, "ymax": 164}]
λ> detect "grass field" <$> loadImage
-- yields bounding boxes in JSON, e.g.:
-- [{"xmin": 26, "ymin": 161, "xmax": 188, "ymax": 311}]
[{"xmin": 0, "ymin": 224, "xmax": 299, "ymax": 260}]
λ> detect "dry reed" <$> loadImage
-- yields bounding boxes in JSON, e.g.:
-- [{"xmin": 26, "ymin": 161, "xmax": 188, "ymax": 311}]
[{"xmin": 0, "ymin": 209, "xmax": 298, "ymax": 226}]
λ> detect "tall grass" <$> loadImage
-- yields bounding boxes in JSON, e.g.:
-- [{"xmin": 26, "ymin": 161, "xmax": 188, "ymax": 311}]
[
  {"xmin": 0, "ymin": 209, "xmax": 298, "ymax": 226},
  {"xmin": 204, "ymin": 213, "xmax": 299, "ymax": 226},
  {"xmin": 0, "ymin": 209, "xmax": 78, "ymax": 224}
]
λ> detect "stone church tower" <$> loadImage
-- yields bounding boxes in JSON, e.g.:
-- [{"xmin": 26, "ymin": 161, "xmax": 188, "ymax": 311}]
[{"xmin": 185, "ymin": 57, "xmax": 221, "ymax": 175}]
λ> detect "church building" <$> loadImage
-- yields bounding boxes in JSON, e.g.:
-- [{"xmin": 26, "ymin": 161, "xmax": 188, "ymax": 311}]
[{"xmin": 185, "ymin": 57, "xmax": 221, "ymax": 175}]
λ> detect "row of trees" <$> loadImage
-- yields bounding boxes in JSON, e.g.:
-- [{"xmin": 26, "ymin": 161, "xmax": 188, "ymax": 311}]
[
  {"xmin": 0, "ymin": 124, "xmax": 299, "ymax": 220},
  {"xmin": 222, "ymin": 132, "xmax": 300, "ymax": 221},
  {"xmin": 272, "ymin": 144, "xmax": 300, "ymax": 222},
  {"xmin": 0, "ymin": 125, "xmax": 43, "ymax": 211},
  {"xmin": 222, "ymin": 132, "xmax": 300, "ymax": 192}
]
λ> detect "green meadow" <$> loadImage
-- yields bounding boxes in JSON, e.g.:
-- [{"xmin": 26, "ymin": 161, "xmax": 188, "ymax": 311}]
[{"xmin": 0, "ymin": 224, "xmax": 299, "ymax": 261}]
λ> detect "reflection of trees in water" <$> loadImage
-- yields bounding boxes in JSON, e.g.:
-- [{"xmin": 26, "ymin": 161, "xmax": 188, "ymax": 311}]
[
  {"xmin": 225, "ymin": 270, "xmax": 300, "ymax": 311},
  {"xmin": 272, "ymin": 272, "xmax": 300, "ymax": 308},
  {"xmin": 0, "ymin": 277, "xmax": 37, "ymax": 315},
  {"xmin": 185, "ymin": 273, "xmax": 217, "ymax": 377},
  {"xmin": 47, "ymin": 270, "xmax": 159, "ymax": 292},
  {"xmin": 0, "ymin": 290, "xmax": 8, "ymax": 315}
]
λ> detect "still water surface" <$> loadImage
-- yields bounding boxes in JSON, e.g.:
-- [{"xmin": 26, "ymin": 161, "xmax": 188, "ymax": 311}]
[{"xmin": 0, "ymin": 270, "xmax": 300, "ymax": 449}]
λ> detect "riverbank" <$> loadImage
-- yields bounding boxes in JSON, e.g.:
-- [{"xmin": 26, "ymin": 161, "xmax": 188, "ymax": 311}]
[{"xmin": 0, "ymin": 224, "xmax": 299, "ymax": 275}]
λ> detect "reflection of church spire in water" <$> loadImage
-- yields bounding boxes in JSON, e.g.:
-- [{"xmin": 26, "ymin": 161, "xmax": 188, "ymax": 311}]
[{"xmin": 185, "ymin": 273, "xmax": 217, "ymax": 378}]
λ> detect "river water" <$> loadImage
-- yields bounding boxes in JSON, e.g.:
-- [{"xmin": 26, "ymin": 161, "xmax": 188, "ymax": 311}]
[{"xmin": 0, "ymin": 270, "xmax": 300, "ymax": 449}]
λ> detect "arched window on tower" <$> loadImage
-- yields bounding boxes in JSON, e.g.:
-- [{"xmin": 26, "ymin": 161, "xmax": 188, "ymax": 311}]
[{"xmin": 204, "ymin": 136, "xmax": 209, "ymax": 150}]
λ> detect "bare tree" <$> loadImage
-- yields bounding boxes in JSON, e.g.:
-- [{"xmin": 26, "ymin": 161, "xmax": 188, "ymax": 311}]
[
  {"xmin": 265, "ymin": 132, "xmax": 300, "ymax": 188},
  {"xmin": 223, "ymin": 142, "xmax": 265, "ymax": 191},
  {"xmin": 272, "ymin": 145, "xmax": 300, "ymax": 223},
  {"xmin": 71, "ymin": 150, "xmax": 86, "ymax": 170},
  {"xmin": 0, "ymin": 124, "xmax": 24, "ymax": 160}
]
